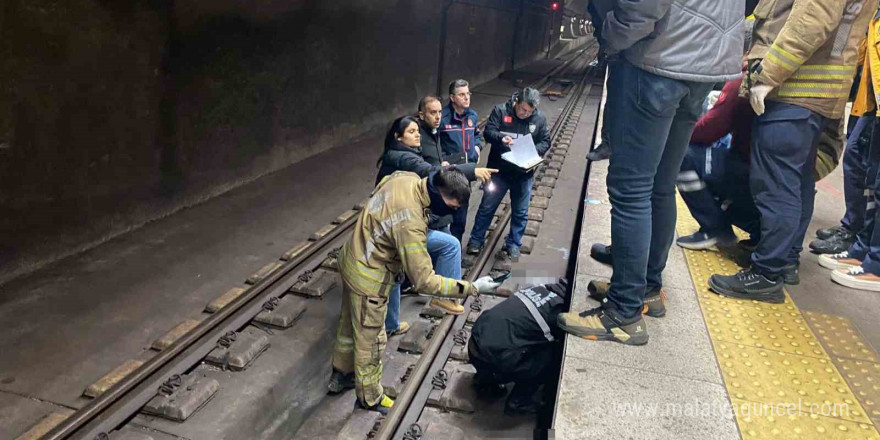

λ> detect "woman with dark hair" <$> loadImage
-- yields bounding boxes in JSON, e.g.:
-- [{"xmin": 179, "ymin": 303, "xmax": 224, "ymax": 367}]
[
  {"xmin": 376, "ymin": 116, "xmax": 495, "ymax": 185},
  {"xmin": 375, "ymin": 116, "xmax": 497, "ymax": 333}
]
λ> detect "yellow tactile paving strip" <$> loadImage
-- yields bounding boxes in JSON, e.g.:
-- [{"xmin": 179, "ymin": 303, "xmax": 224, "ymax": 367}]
[{"xmin": 675, "ymin": 194, "xmax": 880, "ymax": 439}]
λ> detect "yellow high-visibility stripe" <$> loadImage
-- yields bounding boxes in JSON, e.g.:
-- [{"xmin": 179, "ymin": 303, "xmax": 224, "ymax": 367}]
[
  {"xmin": 769, "ymin": 44, "xmax": 804, "ymax": 64},
  {"xmin": 798, "ymin": 64, "xmax": 855, "ymax": 72},
  {"xmin": 779, "ymin": 82, "xmax": 849, "ymax": 89}
]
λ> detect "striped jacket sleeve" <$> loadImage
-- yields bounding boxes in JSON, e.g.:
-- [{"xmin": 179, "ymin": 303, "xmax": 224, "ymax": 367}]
[
  {"xmin": 757, "ymin": 0, "xmax": 846, "ymax": 87},
  {"xmin": 392, "ymin": 216, "xmax": 477, "ymax": 298}
]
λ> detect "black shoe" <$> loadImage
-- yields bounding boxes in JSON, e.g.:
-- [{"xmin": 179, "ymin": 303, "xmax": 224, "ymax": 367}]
[
  {"xmin": 504, "ymin": 395, "xmax": 540, "ymax": 416},
  {"xmin": 738, "ymin": 238, "xmax": 759, "ymax": 252},
  {"xmin": 587, "ymin": 280, "xmax": 667, "ymax": 318},
  {"xmin": 327, "ymin": 369, "xmax": 355, "ymax": 394},
  {"xmin": 716, "ymin": 241, "xmax": 752, "ymax": 268},
  {"xmin": 590, "ymin": 243, "xmax": 612, "ymax": 265},
  {"xmin": 466, "ymin": 242, "xmax": 483, "ymax": 255},
  {"xmin": 708, "ymin": 268, "xmax": 784, "ymax": 304},
  {"xmin": 677, "ymin": 231, "xmax": 721, "ymax": 250},
  {"xmin": 816, "ymin": 225, "xmax": 843, "ymax": 240},
  {"xmin": 782, "ymin": 264, "xmax": 799, "ymax": 285},
  {"xmin": 809, "ymin": 229, "xmax": 855, "ymax": 254},
  {"xmin": 586, "ymin": 143, "xmax": 611, "ymax": 161},
  {"xmin": 472, "ymin": 374, "xmax": 507, "ymax": 398}
]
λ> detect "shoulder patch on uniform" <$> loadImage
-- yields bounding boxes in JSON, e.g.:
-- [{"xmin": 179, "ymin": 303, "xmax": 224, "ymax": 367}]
[{"xmin": 503, "ymin": 115, "xmax": 513, "ymax": 124}]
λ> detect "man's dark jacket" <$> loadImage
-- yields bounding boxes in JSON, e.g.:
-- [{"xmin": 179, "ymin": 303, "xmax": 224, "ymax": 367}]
[
  {"xmin": 484, "ymin": 95, "xmax": 551, "ymax": 178},
  {"xmin": 419, "ymin": 119, "xmax": 445, "ymax": 166}
]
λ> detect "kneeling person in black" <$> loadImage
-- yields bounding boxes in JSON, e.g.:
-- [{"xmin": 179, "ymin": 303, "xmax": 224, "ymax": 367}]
[{"xmin": 468, "ymin": 279, "xmax": 567, "ymax": 415}]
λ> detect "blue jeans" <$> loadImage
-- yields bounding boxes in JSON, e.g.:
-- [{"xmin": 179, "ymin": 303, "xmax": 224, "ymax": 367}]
[
  {"xmin": 468, "ymin": 173, "xmax": 534, "ymax": 250},
  {"xmin": 604, "ymin": 60, "xmax": 713, "ymax": 319},
  {"xmin": 849, "ymin": 117, "xmax": 880, "ymax": 273},
  {"xmin": 841, "ymin": 114, "xmax": 875, "ymax": 233},
  {"xmin": 750, "ymin": 102, "xmax": 827, "ymax": 276},
  {"xmin": 385, "ymin": 229, "xmax": 463, "ymax": 331}
]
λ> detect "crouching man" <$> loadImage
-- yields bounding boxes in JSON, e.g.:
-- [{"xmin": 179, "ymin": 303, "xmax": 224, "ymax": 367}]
[
  {"xmin": 468, "ymin": 279, "xmax": 567, "ymax": 415},
  {"xmin": 328, "ymin": 168, "xmax": 502, "ymax": 414}
]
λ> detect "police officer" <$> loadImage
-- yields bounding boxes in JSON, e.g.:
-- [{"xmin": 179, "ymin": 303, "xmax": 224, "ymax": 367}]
[
  {"xmin": 328, "ymin": 168, "xmax": 502, "ymax": 414},
  {"xmin": 440, "ymin": 79, "xmax": 481, "ymax": 241},
  {"xmin": 469, "ymin": 279, "xmax": 567, "ymax": 415},
  {"xmin": 467, "ymin": 88, "xmax": 551, "ymax": 262},
  {"xmin": 710, "ymin": 0, "xmax": 877, "ymax": 303}
]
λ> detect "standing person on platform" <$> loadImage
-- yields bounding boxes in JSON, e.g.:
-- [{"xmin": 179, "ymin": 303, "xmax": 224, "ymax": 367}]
[
  {"xmin": 820, "ymin": 9, "xmax": 880, "ymax": 292},
  {"xmin": 556, "ymin": 0, "xmax": 745, "ymax": 345},
  {"xmin": 466, "ymin": 88, "xmax": 551, "ymax": 262},
  {"xmin": 328, "ymin": 168, "xmax": 502, "ymax": 414},
  {"xmin": 440, "ymin": 79, "xmax": 482, "ymax": 242},
  {"xmin": 810, "ymin": 37, "xmax": 877, "ymax": 255},
  {"xmin": 710, "ymin": 0, "xmax": 876, "ymax": 303}
]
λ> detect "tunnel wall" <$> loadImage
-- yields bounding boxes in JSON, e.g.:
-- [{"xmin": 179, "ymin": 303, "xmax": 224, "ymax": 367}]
[{"xmin": 0, "ymin": 0, "xmax": 590, "ymax": 284}]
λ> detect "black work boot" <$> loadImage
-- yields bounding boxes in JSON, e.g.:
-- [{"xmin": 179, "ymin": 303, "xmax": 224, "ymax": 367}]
[
  {"xmin": 327, "ymin": 369, "xmax": 355, "ymax": 394},
  {"xmin": 809, "ymin": 229, "xmax": 855, "ymax": 254},
  {"xmin": 708, "ymin": 268, "xmax": 784, "ymax": 304},
  {"xmin": 504, "ymin": 383, "xmax": 541, "ymax": 416},
  {"xmin": 782, "ymin": 264, "xmax": 799, "ymax": 285},
  {"xmin": 590, "ymin": 243, "xmax": 612, "ymax": 265},
  {"xmin": 816, "ymin": 225, "xmax": 843, "ymax": 240},
  {"xmin": 354, "ymin": 394, "xmax": 394, "ymax": 415},
  {"xmin": 586, "ymin": 143, "xmax": 611, "ymax": 161}
]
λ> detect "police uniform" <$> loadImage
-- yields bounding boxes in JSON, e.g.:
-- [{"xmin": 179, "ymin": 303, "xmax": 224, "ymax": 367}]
[{"xmin": 331, "ymin": 171, "xmax": 478, "ymax": 407}]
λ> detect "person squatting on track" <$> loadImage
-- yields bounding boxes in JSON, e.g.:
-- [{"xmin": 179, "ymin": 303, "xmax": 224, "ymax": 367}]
[
  {"xmin": 375, "ymin": 113, "xmax": 497, "ymax": 324},
  {"xmin": 468, "ymin": 279, "xmax": 569, "ymax": 416},
  {"xmin": 557, "ymin": 0, "xmax": 745, "ymax": 345},
  {"xmin": 328, "ymin": 168, "xmax": 502, "ymax": 414},
  {"xmin": 466, "ymin": 87, "xmax": 551, "ymax": 263},
  {"xmin": 709, "ymin": 0, "xmax": 877, "ymax": 303},
  {"xmin": 440, "ymin": 79, "xmax": 482, "ymax": 242}
]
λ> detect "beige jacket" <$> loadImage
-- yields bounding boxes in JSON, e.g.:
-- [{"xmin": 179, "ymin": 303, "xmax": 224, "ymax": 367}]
[
  {"xmin": 747, "ymin": 0, "xmax": 878, "ymax": 118},
  {"xmin": 339, "ymin": 172, "xmax": 477, "ymax": 299}
]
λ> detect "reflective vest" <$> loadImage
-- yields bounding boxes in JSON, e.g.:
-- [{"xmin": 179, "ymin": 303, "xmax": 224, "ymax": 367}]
[{"xmin": 746, "ymin": 0, "xmax": 878, "ymax": 119}]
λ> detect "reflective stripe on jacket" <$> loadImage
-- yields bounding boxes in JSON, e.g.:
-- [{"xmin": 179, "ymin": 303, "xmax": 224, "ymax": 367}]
[
  {"xmin": 339, "ymin": 171, "xmax": 477, "ymax": 299},
  {"xmin": 747, "ymin": 0, "xmax": 878, "ymax": 119}
]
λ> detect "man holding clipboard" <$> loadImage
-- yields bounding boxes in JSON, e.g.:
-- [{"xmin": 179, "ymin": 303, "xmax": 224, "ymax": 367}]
[{"xmin": 467, "ymin": 88, "xmax": 551, "ymax": 261}]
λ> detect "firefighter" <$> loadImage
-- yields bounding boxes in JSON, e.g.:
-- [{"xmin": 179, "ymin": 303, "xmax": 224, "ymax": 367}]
[
  {"xmin": 710, "ymin": 0, "xmax": 878, "ymax": 303},
  {"xmin": 327, "ymin": 168, "xmax": 502, "ymax": 414},
  {"xmin": 468, "ymin": 279, "xmax": 568, "ymax": 415}
]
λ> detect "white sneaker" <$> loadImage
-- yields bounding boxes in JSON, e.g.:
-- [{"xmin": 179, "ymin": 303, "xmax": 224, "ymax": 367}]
[
  {"xmin": 818, "ymin": 251, "xmax": 862, "ymax": 270},
  {"xmin": 831, "ymin": 266, "xmax": 880, "ymax": 292}
]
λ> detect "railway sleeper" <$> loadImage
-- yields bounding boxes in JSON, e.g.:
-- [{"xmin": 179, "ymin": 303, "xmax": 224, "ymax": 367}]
[
  {"xmin": 280, "ymin": 241, "xmax": 311, "ymax": 261},
  {"xmin": 381, "ymin": 354, "xmax": 418, "ymax": 398},
  {"xmin": 151, "ymin": 319, "xmax": 201, "ymax": 351},
  {"xmin": 140, "ymin": 372, "xmax": 219, "ymax": 422},
  {"xmin": 525, "ymin": 221, "xmax": 541, "ymax": 237},
  {"xmin": 289, "ymin": 268, "xmax": 339, "ymax": 298},
  {"xmin": 336, "ymin": 409, "xmax": 383, "ymax": 440},
  {"xmin": 530, "ymin": 196, "xmax": 550, "ymax": 209},
  {"xmin": 253, "ymin": 295, "xmax": 307, "ymax": 329},
  {"xmin": 106, "ymin": 426, "xmax": 171, "ymax": 440},
  {"xmin": 398, "ymin": 320, "xmax": 436, "ymax": 354},
  {"xmin": 533, "ymin": 186, "xmax": 553, "ymax": 198},
  {"xmin": 205, "ymin": 326, "xmax": 270, "ymax": 371},
  {"xmin": 527, "ymin": 207, "xmax": 544, "ymax": 222},
  {"xmin": 426, "ymin": 363, "xmax": 479, "ymax": 413}
]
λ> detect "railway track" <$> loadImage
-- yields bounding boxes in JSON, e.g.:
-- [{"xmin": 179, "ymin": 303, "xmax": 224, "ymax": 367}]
[{"xmin": 36, "ymin": 44, "xmax": 600, "ymax": 440}]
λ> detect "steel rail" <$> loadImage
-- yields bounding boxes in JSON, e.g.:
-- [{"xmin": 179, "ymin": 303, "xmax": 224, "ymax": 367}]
[
  {"xmin": 44, "ymin": 215, "xmax": 360, "ymax": 440},
  {"xmin": 376, "ymin": 55, "xmax": 595, "ymax": 440},
  {"xmin": 42, "ymin": 40, "xmax": 597, "ymax": 440}
]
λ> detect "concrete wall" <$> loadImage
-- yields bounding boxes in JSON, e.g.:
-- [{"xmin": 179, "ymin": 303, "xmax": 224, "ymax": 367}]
[{"xmin": 0, "ymin": 0, "xmax": 589, "ymax": 284}]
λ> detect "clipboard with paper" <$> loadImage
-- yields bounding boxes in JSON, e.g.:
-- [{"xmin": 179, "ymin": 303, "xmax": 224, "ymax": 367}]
[{"xmin": 500, "ymin": 132, "xmax": 543, "ymax": 171}]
